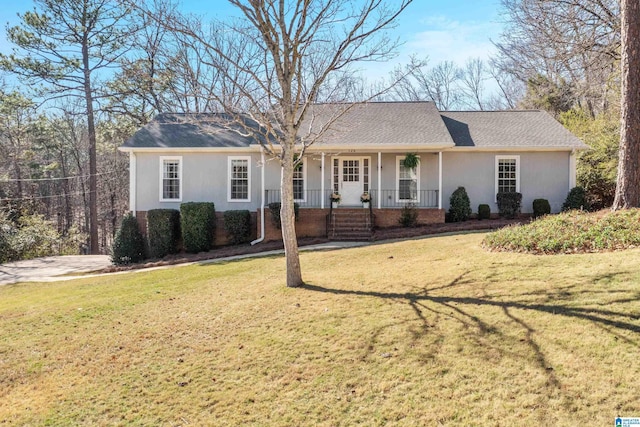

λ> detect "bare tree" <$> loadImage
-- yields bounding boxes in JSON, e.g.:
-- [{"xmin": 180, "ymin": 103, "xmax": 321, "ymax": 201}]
[
  {"xmin": 494, "ymin": 0, "xmax": 620, "ymax": 116},
  {"xmin": 612, "ymin": 0, "xmax": 640, "ymax": 209},
  {"xmin": 141, "ymin": 0, "xmax": 413, "ymax": 287},
  {"xmin": 460, "ymin": 58, "xmax": 487, "ymax": 110},
  {"xmin": 0, "ymin": 0, "xmax": 132, "ymax": 254}
]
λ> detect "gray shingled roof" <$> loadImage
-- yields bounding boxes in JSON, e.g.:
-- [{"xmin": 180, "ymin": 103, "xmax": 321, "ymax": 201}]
[
  {"xmin": 440, "ymin": 110, "xmax": 588, "ymax": 149},
  {"xmin": 300, "ymin": 102, "xmax": 455, "ymax": 147},
  {"xmin": 121, "ymin": 104, "xmax": 587, "ymax": 150},
  {"xmin": 121, "ymin": 113, "xmax": 264, "ymax": 149}
]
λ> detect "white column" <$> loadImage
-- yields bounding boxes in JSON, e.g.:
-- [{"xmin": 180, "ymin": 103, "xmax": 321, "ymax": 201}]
[
  {"xmin": 569, "ymin": 150, "xmax": 577, "ymax": 190},
  {"xmin": 438, "ymin": 151, "xmax": 443, "ymax": 210},
  {"xmin": 321, "ymin": 152, "xmax": 325, "ymax": 209},
  {"xmin": 377, "ymin": 152, "xmax": 382, "ymax": 209},
  {"xmin": 129, "ymin": 152, "xmax": 137, "ymax": 215}
]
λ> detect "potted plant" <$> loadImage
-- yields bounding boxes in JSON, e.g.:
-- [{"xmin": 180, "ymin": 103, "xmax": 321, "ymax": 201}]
[
  {"xmin": 402, "ymin": 153, "xmax": 420, "ymax": 171},
  {"xmin": 330, "ymin": 192, "xmax": 341, "ymax": 208},
  {"xmin": 360, "ymin": 192, "xmax": 371, "ymax": 208}
]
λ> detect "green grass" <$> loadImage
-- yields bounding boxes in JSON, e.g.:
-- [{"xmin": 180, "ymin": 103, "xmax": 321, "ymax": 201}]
[
  {"xmin": 2, "ymin": 232, "xmax": 640, "ymax": 425},
  {"xmin": 483, "ymin": 209, "xmax": 640, "ymax": 254}
]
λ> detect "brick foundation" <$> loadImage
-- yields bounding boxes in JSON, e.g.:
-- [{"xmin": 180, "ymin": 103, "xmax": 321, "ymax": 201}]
[
  {"xmin": 135, "ymin": 208, "xmax": 445, "ymax": 246},
  {"xmin": 258, "ymin": 208, "xmax": 329, "ymax": 242},
  {"xmin": 373, "ymin": 208, "xmax": 445, "ymax": 228},
  {"xmin": 257, "ymin": 207, "xmax": 445, "ymax": 242}
]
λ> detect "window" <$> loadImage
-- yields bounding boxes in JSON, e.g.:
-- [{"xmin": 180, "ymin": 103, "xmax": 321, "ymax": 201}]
[
  {"xmin": 228, "ymin": 157, "xmax": 251, "ymax": 202},
  {"xmin": 160, "ymin": 156, "xmax": 182, "ymax": 201},
  {"xmin": 496, "ymin": 156, "xmax": 520, "ymax": 195},
  {"xmin": 396, "ymin": 156, "xmax": 419, "ymax": 202},
  {"xmin": 293, "ymin": 157, "xmax": 306, "ymax": 201}
]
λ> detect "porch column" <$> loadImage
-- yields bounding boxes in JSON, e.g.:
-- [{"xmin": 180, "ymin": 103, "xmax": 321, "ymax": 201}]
[
  {"xmin": 438, "ymin": 151, "xmax": 443, "ymax": 209},
  {"xmin": 377, "ymin": 152, "xmax": 382, "ymax": 209},
  {"xmin": 321, "ymin": 152, "xmax": 325, "ymax": 209},
  {"xmin": 129, "ymin": 152, "xmax": 137, "ymax": 216}
]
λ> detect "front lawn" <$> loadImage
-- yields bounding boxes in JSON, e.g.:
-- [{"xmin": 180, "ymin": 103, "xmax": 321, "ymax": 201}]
[{"xmin": 1, "ymin": 232, "xmax": 639, "ymax": 425}]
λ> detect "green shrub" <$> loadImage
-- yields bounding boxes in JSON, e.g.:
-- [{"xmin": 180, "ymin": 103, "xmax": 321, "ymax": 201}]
[
  {"xmin": 562, "ymin": 186, "xmax": 590, "ymax": 211},
  {"xmin": 147, "ymin": 209, "xmax": 180, "ymax": 258},
  {"xmin": 0, "ymin": 214, "xmax": 17, "ymax": 263},
  {"xmin": 478, "ymin": 204, "xmax": 491, "ymax": 220},
  {"xmin": 268, "ymin": 202, "xmax": 299, "ymax": 229},
  {"xmin": 112, "ymin": 214, "xmax": 146, "ymax": 265},
  {"xmin": 223, "ymin": 210, "xmax": 252, "ymax": 245},
  {"xmin": 483, "ymin": 209, "xmax": 640, "ymax": 254},
  {"xmin": 0, "ymin": 212, "xmax": 85, "ymax": 262},
  {"xmin": 398, "ymin": 203, "xmax": 418, "ymax": 227},
  {"xmin": 532, "ymin": 199, "xmax": 551, "ymax": 218},
  {"xmin": 448, "ymin": 186, "xmax": 472, "ymax": 222},
  {"xmin": 496, "ymin": 192, "xmax": 522, "ymax": 218},
  {"xmin": 181, "ymin": 202, "xmax": 216, "ymax": 253}
]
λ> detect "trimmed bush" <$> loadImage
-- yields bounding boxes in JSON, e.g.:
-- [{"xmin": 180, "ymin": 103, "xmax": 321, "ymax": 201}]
[
  {"xmin": 449, "ymin": 186, "xmax": 472, "ymax": 222},
  {"xmin": 483, "ymin": 209, "xmax": 640, "ymax": 254},
  {"xmin": 398, "ymin": 203, "xmax": 418, "ymax": 227},
  {"xmin": 181, "ymin": 202, "xmax": 216, "ymax": 253},
  {"xmin": 112, "ymin": 214, "xmax": 146, "ymax": 265},
  {"xmin": 496, "ymin": 192, "xmax": 522, "ymax": 219},
  {"xmin": 147, "ymin": 209, "xmax": 180, "ymax": 258},
  {"xmin": 562, "ymin": 186, "xmax": 590, "ymax": 211},
  {"xmin": 268, "ymin": 202, "xmax": 300, "ymax": 230},
  {"xmin": 224, "ymin": 210, "xmax": 252, "ymax": 245},
  {"xmin": 532, "ymin": 199, "xmax": 551, "ymax": 218},
  {"xmin": 478, "ymin": 204, "xmax": 491, "ymax": 220}
]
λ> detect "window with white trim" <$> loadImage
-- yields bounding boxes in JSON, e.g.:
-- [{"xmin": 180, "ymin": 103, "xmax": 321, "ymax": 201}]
[
  {"xmin": 228, "ymin": 157, "xmax": 251, "ymax": 202},
  {"xmin": 396, "ymin": 156, "xmax": 419, "ymax": 202},
  {"xmin": 160, "ymin": 156, "xmax": 182, "ymax": 201},
  {"xmin": 495, "ymin": 156, "xmax": 520, "ymax": 194},
  {"xmin": 293, "ymin": 157, "xmax": 306, "ymax": 201}
]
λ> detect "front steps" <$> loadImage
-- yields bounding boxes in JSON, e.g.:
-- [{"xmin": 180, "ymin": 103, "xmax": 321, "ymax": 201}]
[{"xmin": 328, "ymin": 208, "xmax": 373, "ymax": 241}]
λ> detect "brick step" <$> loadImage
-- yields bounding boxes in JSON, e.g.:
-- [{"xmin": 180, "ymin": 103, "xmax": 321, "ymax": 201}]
[
  {"xmin": 329, "ymin": 209, "xmax": 373, "ymax": 241},
  {"xmin": 333, "ymin": 225, "xmax": 371, "ymax": 231},
  {"xmin": 329, "ymin": 233, "xmax": 373, "ymax": 241}
]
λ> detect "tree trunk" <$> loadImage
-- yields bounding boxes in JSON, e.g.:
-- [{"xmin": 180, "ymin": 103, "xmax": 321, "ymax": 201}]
[
  {"xmin": 612, "ymin": 0, "xmax": 640, "ymax": 209},
  {"xmin": 59, "ymin": 152, "xmax": 73, "ymax": 234},
  {"xmin": 280, "ymin": 145, "xmax": 303, "ymax": 288},
  {"xmin": 82, "ymin": 34, "xmax": 99, "ymax": 254}
]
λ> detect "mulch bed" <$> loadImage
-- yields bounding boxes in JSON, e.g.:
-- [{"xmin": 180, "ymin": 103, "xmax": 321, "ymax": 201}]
[{"xmin": 100, "ymin": 218, "xmax": 527, "ymax": 274}]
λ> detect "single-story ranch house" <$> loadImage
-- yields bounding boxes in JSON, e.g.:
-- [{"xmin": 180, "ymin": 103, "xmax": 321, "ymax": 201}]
[{"xmin": 119, "ymin": 101, "xmax": 588, "ymax": 243}]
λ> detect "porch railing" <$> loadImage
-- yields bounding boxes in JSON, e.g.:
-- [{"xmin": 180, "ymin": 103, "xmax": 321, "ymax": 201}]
[
  {"xmin": 265, "ymin": 189, "xmax": 439, "ymax": 209},
  {"xmin": 370, "ymin": 189, "xmax": 439, "ymax": 208},
  {"xmin": 265, "ymin": 189, "xmax": 332, "ymax": 207}
]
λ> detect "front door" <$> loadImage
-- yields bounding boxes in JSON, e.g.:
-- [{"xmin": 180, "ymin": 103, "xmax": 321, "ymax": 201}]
[{"xmin": 339, "ymin": 158, "xmax": 362, "ymax": 205}]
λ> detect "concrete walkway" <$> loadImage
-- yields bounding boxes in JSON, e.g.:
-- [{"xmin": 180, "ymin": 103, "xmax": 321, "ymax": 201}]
[
  {"xmin": 0, "ymin": 241, "xmax": 369, "ymax": 286},
  {"xmin": 0, "ymin": 255, "xmax": 112, "ymax": 286}
]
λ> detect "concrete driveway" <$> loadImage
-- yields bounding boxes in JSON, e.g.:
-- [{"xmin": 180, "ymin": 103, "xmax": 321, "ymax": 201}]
[{"xmin": 0, "ymin": 255, "xmax": 111, "ymax": 286}]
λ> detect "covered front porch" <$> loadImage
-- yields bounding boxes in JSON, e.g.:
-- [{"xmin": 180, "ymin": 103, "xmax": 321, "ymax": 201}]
[
  {"xmin": 265, "ymin": 189, "xmax": 439, "ymax": 208},
  {"xmin": 263, "ymin": 151, "xmax": 444, "ymax": 210}
]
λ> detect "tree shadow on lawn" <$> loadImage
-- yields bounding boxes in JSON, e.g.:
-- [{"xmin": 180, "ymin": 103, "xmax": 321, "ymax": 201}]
[{"xmin": 300, "ymin": 274, "xmax": 640, "ymax": 392}]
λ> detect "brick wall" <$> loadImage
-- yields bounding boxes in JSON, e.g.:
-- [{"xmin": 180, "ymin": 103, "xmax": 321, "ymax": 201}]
[
  {"xmin": 136, "ymin": 208, "xmax": 445, "ymax": 246},
  {"xmin": 257, "ymin": 208, "xmax": 329, "ymax": 242},
  {"xmin": 373, "ymin": 208, "xmax": 445, "ymax": 228}
]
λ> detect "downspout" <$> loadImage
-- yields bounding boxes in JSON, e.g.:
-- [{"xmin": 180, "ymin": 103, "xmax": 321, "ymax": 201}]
[
  {"xmin": 251, "ymin": 149, "xmax": 266, "ymax": 245},
  {"xmin": 438, "ymin": 151, "xmax": 443, "ymax": 209},
  {"xmin": 377, "ymin": 152, "xmax": 382, "ymax": 209},
  {"xmin": 129, "ymin": 152, "xmax": 137, "ymax": 216},
  {"xmin": 569, "ymin": 149, "xmax": 577, "ymax": 190},
  {"xmin": 321, "ymin": 152, "xmax": 325, "ymax": 209}
]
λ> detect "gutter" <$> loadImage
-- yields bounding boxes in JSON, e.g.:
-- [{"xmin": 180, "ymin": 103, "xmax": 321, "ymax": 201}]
[{"xmin": 251, "ymin": 149, "xmax": 266, "ymax": 245}]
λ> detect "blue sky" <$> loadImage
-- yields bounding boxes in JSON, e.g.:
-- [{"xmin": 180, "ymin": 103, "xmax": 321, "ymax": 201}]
[{"xmin": 0, "ymin": 0, "xmax": 504, "ymax": 80}]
